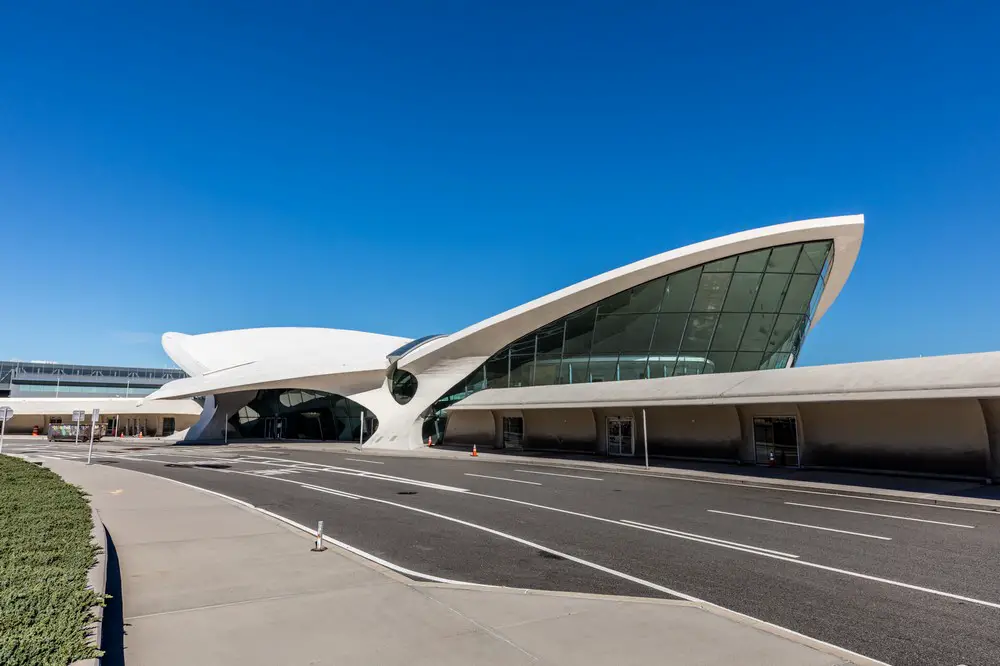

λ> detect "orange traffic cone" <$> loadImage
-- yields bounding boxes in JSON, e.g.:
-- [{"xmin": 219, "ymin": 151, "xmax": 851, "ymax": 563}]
[
  {"xmin": 427, "ymin": 435, "xmax": 433, "ymax": 447},
  {"xmin": 139, "ymin": 431, "xmax": 144, "ymax": 438},
  {"xmin": 471, "ymin": 445, "xmax": 478, "ymax": 457}
]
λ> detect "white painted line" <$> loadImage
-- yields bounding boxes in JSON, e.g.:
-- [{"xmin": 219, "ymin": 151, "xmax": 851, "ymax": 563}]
[
  {"xmin": 299, "ymin": 483, "xmax": 360, "ymax": 499},
  {"xmin": 64, "ymin": 455, "xmax": 884, "ymax": 665},
  {"xmin": 707, "ymin": 510, "xmax": 892, "ymax": 541},
  {"xmin": 514, "ymin": 469, "xmax": 603, "ymax": 481},
  {"xmin": 243, "ymin": 454, "xmax": 470, "ymax": 493},
  {"xmin": 344, "ymin": 458, "xmax": 385, "ymax": 465},
  {"xmin": 620, "ymin": 519, "xmax": 801, "ymax": 558},
  {"xmin": 464, "ymin": 473, "xmax": 542, "ymax": 486},
  {"xmin": 785, "ymin": 502, "xmax": 975, "ymax": 529}
]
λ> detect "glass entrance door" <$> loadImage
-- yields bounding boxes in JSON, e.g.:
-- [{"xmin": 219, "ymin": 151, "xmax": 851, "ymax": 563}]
[
  {"xmin": 607, "ymin": 417, "xmax": 634, "ymax": 456},
  {"xmin": 753, "ymin": 416, "xmax": 799, "ymax": 466},
  {"xmin": 264, "ymin": 416, "xmax": 287, "ymax": 440},
  {"xmin": 502, "ymin": 416, "xmax": 523, "ymax": 449}
]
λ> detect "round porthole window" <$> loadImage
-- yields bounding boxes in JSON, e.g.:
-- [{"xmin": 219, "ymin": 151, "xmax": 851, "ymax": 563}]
[{"xmin": 390, "ymin": 369, "xmax": 418, "ymax": 405}]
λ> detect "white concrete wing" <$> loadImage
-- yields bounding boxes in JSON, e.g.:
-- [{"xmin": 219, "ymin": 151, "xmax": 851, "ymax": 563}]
[{"xmin": 150, "ymin": 215, "xmax": 864, "ymax": 449}]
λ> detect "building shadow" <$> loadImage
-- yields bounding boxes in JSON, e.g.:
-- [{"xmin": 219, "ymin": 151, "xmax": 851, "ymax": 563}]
[{"xmin": 100, "ymin": 530, "xmax": 126, "ymax": 666}]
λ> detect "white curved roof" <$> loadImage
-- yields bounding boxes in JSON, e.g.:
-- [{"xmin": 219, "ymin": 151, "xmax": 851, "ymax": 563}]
[
  {"xmin": 153, "ymin": 327, "xmax": 409, "ymax": 399},
  {"xmin": 151, "ymin": 215, "xmax": 863, "ymax": 402},
  {"xmin": 398, "ymin": 214, "xmax": 864, "ymax": 373}
]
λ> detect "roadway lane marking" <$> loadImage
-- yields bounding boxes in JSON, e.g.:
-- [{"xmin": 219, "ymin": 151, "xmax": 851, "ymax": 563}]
[
  {"xmin": 619, "ymin": 519, "xmax": 801, "ymax": 558},
  {"xmin": 464, "ymin": 473, "xmax": 542, "ymax": 486},
  {"xmin": 237, "ymin": 455, "xmax": 471, "ymax": 493},
  {"xmin": 87, "ymin": 460, "xmax": 889, "ymax": 665},
  {"xmin": 707, "ymin": 510, "xmax": 892, "ymax": 541},
  {"xmin": 514, "ymin": 469, "xmax": 603, "ymax": 481},
  {"xmin": 344, "ymin": 458, "xmax": 385, "ymax": 465},
  {"xmin": 785, "ymin": 502, "xmax": 975, "ymax": 528},
  {"xmin": 299, "ymin": 483, "xmax": 360, "ymax": 499}
]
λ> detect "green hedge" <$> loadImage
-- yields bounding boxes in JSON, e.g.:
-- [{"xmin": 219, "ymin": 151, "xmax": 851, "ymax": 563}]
[{"xmin": 0, "ymin": 455, "xmax": 105, "ymax": 665}]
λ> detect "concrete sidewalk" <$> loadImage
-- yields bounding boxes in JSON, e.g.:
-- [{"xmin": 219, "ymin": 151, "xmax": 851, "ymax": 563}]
[{"xmin": 42, "ymin": 458, "xmax": 876, "ymax": 666}]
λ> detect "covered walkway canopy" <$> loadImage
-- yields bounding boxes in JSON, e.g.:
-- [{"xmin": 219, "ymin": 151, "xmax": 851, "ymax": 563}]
[{"xmin": 445, "ymin": 352, "xmax": 1000, "ymax": 480}]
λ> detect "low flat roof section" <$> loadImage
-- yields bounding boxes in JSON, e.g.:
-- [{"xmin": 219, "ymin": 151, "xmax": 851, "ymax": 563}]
[{"xmin": 446, "ymin": 351, "xmax": 1000, "ymax": 410}]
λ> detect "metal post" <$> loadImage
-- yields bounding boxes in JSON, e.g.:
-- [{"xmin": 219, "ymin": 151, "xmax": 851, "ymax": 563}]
[
  {"xmin": 74, "ymin": 420, "xmax": 80, "ymax": 446},
  {"xmin": 86, "ymin": 417, "xmax": 96, "ymax": 465},
  {"xmin": 642, "ymin": 408, "xmax": 649, "ymax": 470},
  {"xmin": 312, "ymin": 520, "xmax": 327, "ymax": 551},
  {"xmin": 0, "ymin": 418, "xmax": 6, "ymax": 454},
  {"xmin": 224, "ymin": 413, "xmax": 229, "ymax": 444},
  {"xmin": 125, "ymin": 380, "xmax": 130, "ymax": 398},
  {"xmin": 114, "ymin": 414, "xmax": 119, "ymax": 437},
  {"xmin": 359, "ymin": 410, "xmax": 365, "ymax": 446}
]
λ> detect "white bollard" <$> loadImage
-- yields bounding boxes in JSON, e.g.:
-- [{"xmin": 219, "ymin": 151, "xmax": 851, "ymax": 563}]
[{"xmin": 312, "ymin": 520, "xmax": 327, "ymax": 552}]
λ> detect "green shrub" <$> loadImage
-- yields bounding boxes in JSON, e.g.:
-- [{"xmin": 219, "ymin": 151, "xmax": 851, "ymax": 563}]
[{"xmin": 0, "ymin": 455, "xmax": 105, "ymax": 665}]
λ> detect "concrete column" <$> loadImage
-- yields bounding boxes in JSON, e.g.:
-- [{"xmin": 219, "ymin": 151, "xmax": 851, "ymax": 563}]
[{"xmin": 980, "ymin": 399, "xmax": 1000, "ymax": 481}]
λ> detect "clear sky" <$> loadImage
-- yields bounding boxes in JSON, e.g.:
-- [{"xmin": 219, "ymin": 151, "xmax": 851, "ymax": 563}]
[{"xmin": 2, "ymin": 1, "xmax": 998, "ymax": 368}]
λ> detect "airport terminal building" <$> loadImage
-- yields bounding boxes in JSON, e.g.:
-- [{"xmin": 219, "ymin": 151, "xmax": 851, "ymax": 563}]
[{"xmin": 149, "ymin": 215, "xmax": 1000, "ymax": 480}]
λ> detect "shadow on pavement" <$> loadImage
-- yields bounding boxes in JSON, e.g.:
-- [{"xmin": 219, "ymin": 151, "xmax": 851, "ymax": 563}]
[{"xmin": 100, "ymin": 530, "xmax": 126, "ymax": 666}]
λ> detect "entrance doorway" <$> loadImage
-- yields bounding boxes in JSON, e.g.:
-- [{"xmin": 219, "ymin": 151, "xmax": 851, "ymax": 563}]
[
  {"xmin": 753, "ymin": 416, "xmax": 799, "ymax": 466},
  {"xmin": 264, "ymin": 416, "xmax": 287, "ymax": 440},
  {"xmin": 607, "ymin": 417, "xmax": 634, "ymax": 456},
  {"xmin": 162, "ymin": 417, "xmax": 176, "ymax": 437},
  {"xmin": 501, "ymin": 416, "xmax": 523, "ymax": 449}
]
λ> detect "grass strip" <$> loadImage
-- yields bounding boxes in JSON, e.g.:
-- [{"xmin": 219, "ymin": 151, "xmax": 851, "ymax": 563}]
[{"xmin": 0, "ymin": 455, "xmax": 104, "ymax": 665}]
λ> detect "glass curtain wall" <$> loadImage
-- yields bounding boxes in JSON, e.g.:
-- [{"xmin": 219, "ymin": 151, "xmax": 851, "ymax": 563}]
[
  {"xmin": 427, "ymin": 240, "xmax": 832, "ymax": 431},
  {"xmin": 229, "ymin": 389, "xmax": 376, "ymax": 442}
]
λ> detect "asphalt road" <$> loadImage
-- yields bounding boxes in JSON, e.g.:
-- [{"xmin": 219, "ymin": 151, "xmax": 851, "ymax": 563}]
[{"xmin": 11, "ymin": 440, "xmax": 1000, "ymax": 666}]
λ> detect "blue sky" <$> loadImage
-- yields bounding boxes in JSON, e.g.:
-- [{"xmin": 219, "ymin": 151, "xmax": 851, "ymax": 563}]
[{"xmin": 2, "ymin": 1, "xmax": 998, "ymax": 368}]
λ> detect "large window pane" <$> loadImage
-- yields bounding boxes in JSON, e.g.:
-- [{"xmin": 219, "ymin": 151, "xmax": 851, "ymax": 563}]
[
  {"xmin": 703, "ymin": 256, "xmax": 736, "ymax": 272},
  {"xmin": 485, "ymin": 352, "xmax": 509, "ymax": 389},
  {"xmin": 587, "ymin": 356, "xmax": 618, "ymax": 382},
  {"xmin": 673, "ymin": 357, "xmax": 707, "ymax": 376},
  {"xmin": 592, "ymin": 313, "xmax": 656, "ymax": 353},
  {"xmin": 650, "ymin": 313, "xmax": 687, "ymax": 354},
  {"xmin": 617, "ymin": 354, "xmax": 649, "ymax": 380},
  {"xmin": 732, "ymin": 351, "xmax": 763, "ymax": 372},
  {"xmin": 722, "ymin": 272, "xmax": 762, "ymax": 312},
  {"xmin": 559, "ymin": 357, "xmax": 590, "ymax": 384},
  {"xmin": 705, "ymin": 351, "xmax": 735, "ymax": 374},
  {"xmin": 508, "ymin": 354, "xmax": 534, "ymax": 387},
  {"xmin": 692, "ymin": 273, "xmax": 732, "ymax": 312},
  {"xmin": 781, "ymin": 274, "xmax": 820, "ymax": 314},
  {"xmin": 711, "ymin": 313, "xmax": 748, "ymax": 350},
  {"xmin": 735, "ymin": 249, "xmax": 770, "ymax": 272},
  {"xmin": 646, "ymin": 355, "xmax": 678, "ymax": 378},
  {"xmin": 795, "ymin": 241, "xmax": 832, "ymax": 274},
  {"xmin": 767, "ymin": 244, "xmax": 801, "ymax": 273},
  {"xmin": 624, "ymin": 277, "xmax": 668, "ymax": 313},
  {"xmin": 766, "ymin": 314, "xmax": 805, "ymax": 354},
  {"xmin": 533, "ymin": 354, "xmax": 561, "ymax": 386},
  {"xmin": 535, "ymin": 323, "xmax": 565, "ymax": 355},
  {"xmin": 563, "ymin": 308, "xmax": 597, "ymax": 354},
  {"xmin": 681, "ymin": 313, "xmax": 718, "ymax": 352},
  {"xmin": 739, "ymin": 313, "xmax": 777, "ymax": 351},
  {"xmin": 752, "ymin": 273, "xmax": 790, "ymax": 313},
  {"xmin": 597, "ymin": 290, "xmax": 631, "ymax": 315},
  {"xmin": 661, "ymin": 268, "xmax": 701, "ymax": 312}
]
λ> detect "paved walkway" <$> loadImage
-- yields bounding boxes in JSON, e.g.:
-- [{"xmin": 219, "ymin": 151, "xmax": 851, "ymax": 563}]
[{"xmin": 36, "ymin": 458, "xmax": 879, "ymax": 666}]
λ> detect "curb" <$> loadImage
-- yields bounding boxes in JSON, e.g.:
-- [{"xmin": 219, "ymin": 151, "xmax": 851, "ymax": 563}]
[{"xmin": 73, "ymin": 507, "xmax": 107, "ymax": 666}]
